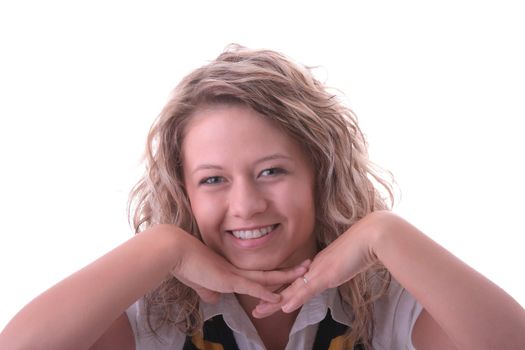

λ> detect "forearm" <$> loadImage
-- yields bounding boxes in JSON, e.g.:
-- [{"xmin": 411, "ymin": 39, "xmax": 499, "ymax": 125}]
[
  {"xmin": 0, "ymin": 225, "xmax": 183, "ymax": 350},
  {"xmin": 372, "ymin": 211, "xmax": 525, "ymax": 349}
]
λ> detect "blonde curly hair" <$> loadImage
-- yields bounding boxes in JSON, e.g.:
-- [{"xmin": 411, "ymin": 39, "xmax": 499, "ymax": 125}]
[{"xmin": 129, "ymin": 44, "xmax": 393, "ymax": 349}]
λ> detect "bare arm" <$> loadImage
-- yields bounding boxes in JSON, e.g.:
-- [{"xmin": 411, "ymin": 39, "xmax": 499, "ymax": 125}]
[
  {"xmin": 373, "ymin": 212, "xmax": 525, "ymax": 349},
  {"xmin": 255, "ymin": 211, "xmax": 525, "ymax": 349},
  {"xmin": 0, "ymin": 225, "xmax": 181, "ymax": 350},
  {"xmin": 0, "ymin": 225, "xmax": 306, "ymax": 350},
  {"xmin": 89, "ymin": 313, "xmax": 135, "ymax": 350}
]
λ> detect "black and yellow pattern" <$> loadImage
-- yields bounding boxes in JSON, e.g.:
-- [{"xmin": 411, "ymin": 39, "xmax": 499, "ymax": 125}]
[
  {"xmin": 183, "ymin": 311, "xmax": 363, "ymax": 350},
  {"xmin": 183, "ymin": 315, "xmax": 238, "ymax": 350}
]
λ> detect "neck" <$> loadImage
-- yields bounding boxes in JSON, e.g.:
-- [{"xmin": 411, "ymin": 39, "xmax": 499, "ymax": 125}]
[{"xmin": 236, "ymin": 293, "xmax": 300, "ymax": 350}]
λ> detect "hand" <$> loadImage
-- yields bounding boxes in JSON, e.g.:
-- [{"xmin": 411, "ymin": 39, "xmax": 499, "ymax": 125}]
[
  {"xmin": 170, "ymin": 230, "xmax": 310, "ymax": 304},
  {"xmin": 252, "ymin": 211, "xmax": 385, "ymax": 318}
]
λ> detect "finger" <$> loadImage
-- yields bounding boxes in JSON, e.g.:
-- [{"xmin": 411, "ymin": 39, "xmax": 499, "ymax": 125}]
[
  {"xmin": 252, "ymin": 274, "xmax": 320, "ymax": 318},
  {"xmin": 252, "ymin": 300, "xmax": 283, "ymax": 319},
  {"xmin": 280, "ymin": 273, "xmax": 326, "ymax": 314},
  {"xmin": 299, "ymin": 259, "xmax": 312, "ymax": 268},
  {"xmin": 251, "ymin": 260, "xmax": 315, "ymax": 318},
  {"xmin": 237, "ymin": 263, "xmax": 309, "ymax": 287},
  {"xmin": 231, "ymin": 277, "xmax": 282, "ymax": 303}
]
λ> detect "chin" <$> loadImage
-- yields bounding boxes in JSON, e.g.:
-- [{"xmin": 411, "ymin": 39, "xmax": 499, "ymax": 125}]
[{"xmin": 229, "ymin": 257, "xmax": 284, "ymax": 271}]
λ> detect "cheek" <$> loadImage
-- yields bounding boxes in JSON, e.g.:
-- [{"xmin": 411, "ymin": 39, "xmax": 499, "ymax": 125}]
[
  {"xmin": 189, "ymin": 193, "xmax": 225, "ymax": 241},
  {"xmin": 278, "ymin": 183, "xmax": 316, "ymax": 230}
]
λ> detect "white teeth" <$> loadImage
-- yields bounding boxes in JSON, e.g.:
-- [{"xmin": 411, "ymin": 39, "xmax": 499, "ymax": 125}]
[{"xmin": 231, "ymin": 225, "xmax": 275, "ymax": 240}]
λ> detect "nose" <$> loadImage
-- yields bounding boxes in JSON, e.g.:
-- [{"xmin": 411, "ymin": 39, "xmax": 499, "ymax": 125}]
[{"xmin": 228, "ymin": 179, "xmax": 268, "ymax": 219}]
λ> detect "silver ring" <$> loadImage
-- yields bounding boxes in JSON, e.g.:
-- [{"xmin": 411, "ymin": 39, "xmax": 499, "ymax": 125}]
[{"xmin": 302, "ymin": 276, "xmax": 308, "ymax": 284}]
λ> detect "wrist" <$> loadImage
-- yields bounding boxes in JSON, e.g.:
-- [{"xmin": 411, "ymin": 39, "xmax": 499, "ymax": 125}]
[
  {"xmin": 363, "ymin": 210, "xmax": 400, "ymax": 261},
  {"xmin": 142, "ymin": 224, "xmax": 187, "ymax": 274}
]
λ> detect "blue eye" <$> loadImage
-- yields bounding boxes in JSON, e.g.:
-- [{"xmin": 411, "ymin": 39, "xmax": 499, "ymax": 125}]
[
  {"xmin": 259, "ymin": 167, "xmax": 286, "ymax": 177},
  {"xmin": 199, "ymin": 176, "xmax": 223, "ymax": 185}
]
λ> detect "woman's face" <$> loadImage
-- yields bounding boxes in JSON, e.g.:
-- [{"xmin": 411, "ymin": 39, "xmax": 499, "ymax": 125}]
[{"xmin": 182, "ymin": 104, "xmax": 317, "ymax": 271}]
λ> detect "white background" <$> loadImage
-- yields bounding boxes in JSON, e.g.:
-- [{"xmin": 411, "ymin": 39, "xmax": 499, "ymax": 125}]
[{"xmin": 1, "ymin": 1, "xmax": 524, "ymax": 329}]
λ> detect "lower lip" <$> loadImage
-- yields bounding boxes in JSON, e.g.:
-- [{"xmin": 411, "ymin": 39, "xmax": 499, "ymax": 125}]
[{"xmin": 227, "ymin": 225, "xmax": 279, "ymax": 249}]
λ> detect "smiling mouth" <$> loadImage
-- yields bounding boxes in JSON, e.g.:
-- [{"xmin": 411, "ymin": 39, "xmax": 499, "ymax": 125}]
[{"xmin": 228, "ymin": 224, "xmax": 279, "ymax": 240}]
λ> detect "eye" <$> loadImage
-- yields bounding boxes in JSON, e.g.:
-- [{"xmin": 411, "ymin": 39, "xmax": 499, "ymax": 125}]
[
  {"xmin": 199, "ymin": 176, "xmax": 224, "ymax": 185},
  {"xmin": 259, "ymin": 167, "xmax": 287, "ymax": 177}
]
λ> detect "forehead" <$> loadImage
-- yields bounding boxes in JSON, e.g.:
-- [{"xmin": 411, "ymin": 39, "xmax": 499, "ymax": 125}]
[{"xmin": 181, "ymin": 104, "xmax": 308, "ymax": 167}]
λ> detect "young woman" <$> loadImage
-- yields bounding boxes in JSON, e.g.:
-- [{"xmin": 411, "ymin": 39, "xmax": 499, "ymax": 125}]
[{"xmin": 1, "ymin": 45, "xmax": 524, "ymax": 350}]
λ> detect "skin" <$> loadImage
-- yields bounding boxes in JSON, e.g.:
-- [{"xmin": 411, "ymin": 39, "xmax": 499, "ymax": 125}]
[
  {"xmin": 255, "ymin": 211, "xmax": 525, "ymax": 348},
  {"xmin": 182, "ymin": 103, "xmax": 319, "ymax": 349},
  {"xmin": 0, "ymin": 225, "xmax": 307, "ymax": 350},
  {"xmin": 182, "ymin": 103, "xmax": 318, "ymax": 271},
  {"xmin": 1, "ymin": 104, "xmax": 524, "ymax": 349}
]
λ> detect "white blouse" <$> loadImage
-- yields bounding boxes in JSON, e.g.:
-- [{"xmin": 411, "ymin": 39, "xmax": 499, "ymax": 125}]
[{"xmin": 126, "ymin": 279, "xmax": 423, "ymax": 350}]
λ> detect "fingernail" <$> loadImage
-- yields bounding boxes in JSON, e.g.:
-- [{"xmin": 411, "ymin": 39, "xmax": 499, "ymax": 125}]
[
  {"xmin": 252, "ymin": 309, "xmax": 267, "ymax": 319},
  {"xmin": 296, "ymin": 266, "xmax": 307, "ymax": 274},
  {"xmin": 256, "ymin": 303, "xmax": 269, "ymax": 312},
  {"xmin": 282, "ymin": 302, "xmax": 295, "ymax": 313},
  {"xmin": 255, "ymin": 303, "xmax": 277, "ymax": 318}
]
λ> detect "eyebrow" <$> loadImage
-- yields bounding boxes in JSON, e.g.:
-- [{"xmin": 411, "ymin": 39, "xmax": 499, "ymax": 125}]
[{"xmin": 191, "ymin": 153, "xmax": 293, "ymax": 174}]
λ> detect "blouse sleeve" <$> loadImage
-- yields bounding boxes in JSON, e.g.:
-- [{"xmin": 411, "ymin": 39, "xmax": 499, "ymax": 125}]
[
  {"xmin": 125, "ymin": 298, "xmax": 187, "ymax": 350},
  {"xmin": 372, "ymin": 279, "xmax": 424, "ymax": 350}
]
